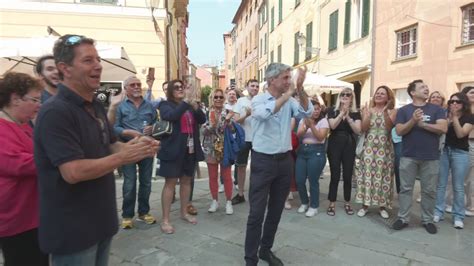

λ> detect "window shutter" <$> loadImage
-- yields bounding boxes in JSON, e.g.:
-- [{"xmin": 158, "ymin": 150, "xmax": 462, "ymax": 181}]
[
  {"xmin": 294, "ymin": 32, "xmax": 300, "ymax": 65},
  {"xmin": 271, "ymin": 7, "xmax": 275, "ymax": 31},
  {"xmin": 305, "ymin": 22, "xmax": 313, "ymax": 60},
  {"xmin": 279, "ymin": 0, "xmax": 283, "ymax": 23},
  {"xmin": 344, "ymin": 0, "xmax": 351, "ymax": 44},
  {"xmin": 270, "ymin": 50, "xmax": 274, "ymax": 63},
  {"xmin": 362, "ymin": 0, "xmax": 370, "ymax": 37},
  {"xmin": 329, "ymin": 10, "xmax": 338, "ymax": 51},
  {"xmin": 278, "ymin": 45, "xmax": 282, "ymax": 62}
]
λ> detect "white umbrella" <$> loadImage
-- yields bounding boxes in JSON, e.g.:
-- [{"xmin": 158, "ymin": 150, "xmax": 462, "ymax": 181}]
[
  {"xmin": 0, "ymin": 36, "xmax": 136, "ymax": 81},
  {"xmin": 300, "ymin": 71, "xmax": 353, "ymax": 95}
]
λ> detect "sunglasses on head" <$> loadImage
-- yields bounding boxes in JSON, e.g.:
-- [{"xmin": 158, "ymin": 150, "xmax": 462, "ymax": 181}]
[
  {"xmin": 340, "ymin": 93, "xmax": 352, "ymax": 97},
  {"xmin": 214, "ymin": 96, "xmax": 224, "ymax": 100},
  {"xmin": 58, "ymin": 35, "xmax": 87, "ymax": 59},
  {"xmin": 448, "ymin": 99, "xmax": 462, "ymax": 105}
]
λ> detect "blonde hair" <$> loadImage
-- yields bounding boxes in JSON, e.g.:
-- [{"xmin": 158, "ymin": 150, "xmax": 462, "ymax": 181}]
[
  {"xmin": 208, "ymin": 88, "xmax": 225, "ymax": 109},
  {"xmin": 334, "ymin": 88, "xmax": 357, "ymax": 113}
]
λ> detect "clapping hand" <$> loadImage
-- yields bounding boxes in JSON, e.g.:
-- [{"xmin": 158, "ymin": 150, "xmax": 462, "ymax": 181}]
[{"xmin": 295, "ymin": 66, "xmax": 307, "ymax": 92}]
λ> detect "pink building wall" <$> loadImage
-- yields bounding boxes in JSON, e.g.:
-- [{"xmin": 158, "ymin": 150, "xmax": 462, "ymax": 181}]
[{"xmin": 196, "ymin": 67, "xmax": 213, "ymax": 88}]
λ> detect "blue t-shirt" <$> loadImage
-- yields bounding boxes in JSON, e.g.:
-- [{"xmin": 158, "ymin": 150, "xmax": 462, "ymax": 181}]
[{"xmin": 395, "ymin": 103, "xmax": 446, "ymax": 160}]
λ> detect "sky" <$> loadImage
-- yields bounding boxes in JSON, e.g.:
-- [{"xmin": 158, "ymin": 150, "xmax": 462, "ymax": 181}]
[{"xmin": 187, "ymin": 0, "xmax": 241, "ymax": 66}]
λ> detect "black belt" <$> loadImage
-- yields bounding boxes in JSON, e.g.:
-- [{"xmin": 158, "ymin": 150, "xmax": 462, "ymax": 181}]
[{"xmin": 252, "ymin": 150, "xmax": 290, "ymax": 160}]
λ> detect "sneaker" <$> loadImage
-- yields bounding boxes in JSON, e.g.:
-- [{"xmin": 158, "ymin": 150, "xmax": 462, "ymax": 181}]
[
  {"xmin": 380, "ymin": 209, "xmax": 389, "ymax": 219},
  {"xmin": 445, "ymin": 205, "xmax": 453, "ymax": 213},
  {"xmin": 231, "ymin": 194, "xmax": 246, "ymax": 205},
  {"xmin": 305, "ymin": 207, "xmax": 318, "ymax": 217},
  {"xmin": 218, "ymin": 184, "xmax": 224, "ymax": 193},
  {"xmin": 137, "ymin": 214, "xmax": 156, "ymax": 225},
  {"xmin": 454, "ymin": 220, "xmax": 464, "ymax": 229},
  {"xmin": 392, "ymin": 219, "xmax": 408, "ymax": 230},
  {"xmin": 423, "ymin": 223, "xmax": 437, "ymax": 234},
  {"xmin": 121, "ymin": 218, "xmax": 133, "ymax": 229},
  {"xmin": 465, "ymin": 210, "xmax": 474, "ymax": 217},
  {"xmin": 433, "ymin": 215, "xmax": 441, "ymax": 223},
  {"xmin": 287, "ymin": 192, "xmax": 294, "ymax": 200},
  {"xmin": 357, "ymin": 208, "xmax": 368, "ymax": 217},
  {"xmin": 284, "ymin": 200, "xmax": 292, "ymax": 210},
  {"xmin": 234, "ymin": 184, "xmax": 239, "ymax": 191},
  {"xmin": 225, "ymin": 201, "xmax": 234, "ymax": 215},
  {"xmin": 297, "ymin": 204, "xmax": 308, "ymax": 213},
  {"xmin": 416, "ymin": 197, "xmax": 421, "ymax": 203},
  {"xmin": 208, "ymin": 200, "xmax": 219, "ymax": 213}
]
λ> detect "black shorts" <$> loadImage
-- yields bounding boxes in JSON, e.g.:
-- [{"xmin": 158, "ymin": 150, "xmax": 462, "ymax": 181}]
[
  {"xmin": 158, "ymin": 152, "xmax": 197, "ymax": 178},
  {"xmin": 236, "ymin": 141, "xmax": 252, "ymax": 166}
]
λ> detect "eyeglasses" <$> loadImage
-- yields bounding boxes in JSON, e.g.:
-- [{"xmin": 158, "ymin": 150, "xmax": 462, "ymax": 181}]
[
  {"xmin": 128, "ymin": 83, "xmax": 141, "ymax": 88},
  {"xmin": 22, "ymin": 95, "xmax": 41, "ymax": 104},
  {"xmin": 214, "ymin": 96, "xmax": 224, "ymax": 100},
  {"xmin": 448, "ymin": 99, "xmax": 463, "ymax": 105},
  {"xmin": 340, "ymin": 93, "xmax": 352, "ymax": 98}
]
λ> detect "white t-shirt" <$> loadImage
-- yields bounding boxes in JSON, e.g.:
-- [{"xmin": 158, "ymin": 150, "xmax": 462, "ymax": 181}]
[
  {"xmin": 234, "ymin": 96, "xmax": 253, "ymax": 142},
  {"xmin": 299, "ymin": 118, "xmax": 329, "ymax": 144}
]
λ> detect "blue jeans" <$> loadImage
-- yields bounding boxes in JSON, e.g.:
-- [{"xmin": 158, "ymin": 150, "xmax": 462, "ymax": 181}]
[
  {"xmin": 295, "ymin": 144, "xmax": 326, "ymax": 208},
  {"xmin": 51, "ymin": 237, "xmax": 112, "ymax": 266},
  {"xmin": 435, "ymin": 146, "xmax": 469, "ymax": 222},
  {"xmin": 122, "ymin": 157, "xmax": 154, "ymax": 218}
]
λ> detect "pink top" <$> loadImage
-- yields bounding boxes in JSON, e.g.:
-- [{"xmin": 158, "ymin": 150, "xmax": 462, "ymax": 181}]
[
  {"xmin": 0, "ymin": 118, "xmax": 39, "ymax": 237},
  {"xmin": 180, "ymin": 111, "xmax": 195, "ymax": 134},
  {"xmin": 300, "ymin": 118, "xmax": 329, "ymax": 144}
]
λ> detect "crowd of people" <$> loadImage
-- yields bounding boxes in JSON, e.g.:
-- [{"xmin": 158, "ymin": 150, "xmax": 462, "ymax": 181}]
[{"xmin": 0, "ymin": 33, "xmax": 473, "ymax": 266}]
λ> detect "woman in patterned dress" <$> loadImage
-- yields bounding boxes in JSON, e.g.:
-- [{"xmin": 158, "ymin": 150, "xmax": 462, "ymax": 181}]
[{"xmin": 355, "ymin": 85, "xmax": 397, "ymax": 219}]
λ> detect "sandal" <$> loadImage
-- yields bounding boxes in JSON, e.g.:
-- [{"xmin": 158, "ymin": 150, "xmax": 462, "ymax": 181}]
[
  {"xmin": 181, "ymin": 214, "xmax": 198, "ymax": 225},
  {"xmin": 160, "ymin": 222, "xmax": 175, "ymax": 234},
  {"xmin": 327, "ymin": 206, "xmax": 335, "ymax": 216},
  {"xmin": 187, "ymin": 204, "xmax": 198, "ymax": 215},
  {"xmin": 344, "ymin": 204, "xmax": 354, "ymax": 215}
]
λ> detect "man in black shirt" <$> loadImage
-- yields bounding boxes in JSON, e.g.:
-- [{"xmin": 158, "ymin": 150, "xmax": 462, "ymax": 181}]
[{"xmin": 34, "ymin": 34, "xmax": 159, "ymax": 265}]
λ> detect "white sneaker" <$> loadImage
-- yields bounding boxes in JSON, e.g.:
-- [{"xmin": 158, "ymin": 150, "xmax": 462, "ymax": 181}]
[
  {"xmin": 297, "ymin": 204, "xmax": 308, "ymax": 213},
  {"xmin": 454, "ymin": 220, "xmax": 464, "ymax": 229},
  {"xmin": 287, "ymin": 193, "xmax": 294, "ymax": 200},
  {"xmin": 357, "ymin": 208, "xmax": 368, "ymax": 217},
  {"xmin": 305, "ymin": 208, "xmax": 318, "ymax": 217},
  {"xmin": 433, "ymin": 215, "xmax": 441, "ymax": 223},
  {"xmin": 416, "ymin": 197, "xmax": 421, "ymax": 203},
  {"xmin": 380, "ymin": 209, "xmax": 389, "ymax": 219},
  {"xmin": 445, "ymin": 205, "xmax": 452, "ymax": 213},
  {"xmin": 465, "ymin": 210, "xmax": 474, "ymax": 217},
  {"xmin": 208, "ymin": 200, "xmax": 219, "ymax": 213},
  {"xmin": 234, "ymin": 184, "xmax": 239, "ymax": 191},
  {"xmin": 225, "ymin": 201, "xmax": 233, "ymax": 215},
  {"xmin": 218, "ymin": 184, "xmax": 224, "ymax": 193},
  {"xmin": 284, "ymin": 200, "xmax": 292, "ymax": 210}
]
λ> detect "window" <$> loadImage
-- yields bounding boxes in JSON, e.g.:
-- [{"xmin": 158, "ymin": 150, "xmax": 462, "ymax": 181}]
[
  {"xmin": 264, "ymin": 33, "xmax": 268, "ymax": 54},
  {"xmin": 270, "ymin": 50, "xmax": 274, "ymax": 63},
  {"xmin": 279, "ymin": 0, "xmax": 283, "ymax": 24},
  {"xmin": 260, "ymin": 38, "xmax": 263, "ymax": 57},
  {"xmin": 305, "ymin": 22, "xmax": 313, "ymax": 60},
  {"xmin": 462, "ymin": 4, "xmax": 474, "ymax": 44},
  {"xmin": 271, "ymin": 7, "xmax": 275, "ymax": 31},
  {"xmin": 294, "ymin": 32, "xmax": 300, "ymax": 65},
  {"xmin": 329, "ymin": 10, "xmax": 339, "ymax": 51},
  {"xmin": 344, "ymin": 0, "xmax": 370, "ymax": 44},
  {"xmin": 255, "ymin": 25, "xmax": 258, "ymax": 48},
  {"xmin": 277, "ymin": 44, "xmax": 282, "ymax": 63},
  {"xmin": 295, "ymin": 0, "xmax": 301, "ymax": 7},
  {"xmin": 396, "ymin": 25, "xmax": 417, "ymax": 58}
]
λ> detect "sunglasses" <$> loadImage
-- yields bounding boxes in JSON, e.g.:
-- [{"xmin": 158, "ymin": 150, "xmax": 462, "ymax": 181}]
[
  {"xmin": 58, "ymin": 35, "xmax": 87, "ymax": 59},
  {"xmin": 214, "ymin": 96, "xmax": 224, "ymax": 100},
  {"xmin": 448, "ymin": 99, "xmax": 463, "ymax": 105},
  {"xmin": 174, "ymin": 85, "xmax": 184, "ymax": 90},
  {"xmin": 340, "ymin": 93, "xmax": 352, "ymax": 97}
]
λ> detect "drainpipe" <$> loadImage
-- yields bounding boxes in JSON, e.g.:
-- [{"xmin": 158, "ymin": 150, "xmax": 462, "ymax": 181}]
[
  {"xmin": 369, "ymin": 0, "xmax": 377, "ymax": 96},
  {"xmin": 165, "ymin": 0, "xmax": 173, "ymax": 81}
]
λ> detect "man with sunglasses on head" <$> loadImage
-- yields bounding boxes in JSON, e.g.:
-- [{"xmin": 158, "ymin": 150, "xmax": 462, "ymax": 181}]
[
  {"xmin": 231, "ymin": 79, "xmax": 260, "ymax": 205},
  {"xmin": 114, "ymin": 76, "xmax": 158, "ymax": 229},
  {"xmin": 245, "ymin": 63, "xmax": 312, "ymax": 266},
  {"xmin": 392, "ymin": 79, "xmax": 447, "ymax": 234},
  {"xmin": 35, "ymin": 54, "xmax": 60, "ymax": 103},
  {"xmin": 34, "ymin": 34, "xmax": 160, "ymax": 266}
]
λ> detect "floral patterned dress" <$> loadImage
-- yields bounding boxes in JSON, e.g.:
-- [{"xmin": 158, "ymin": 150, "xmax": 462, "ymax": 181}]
[
  {"xmin": 202, "ymin": 108, "xmax": 228, "ymax": 164},
  {"xmin": 354, "ymin": 111, "xmax": 394, "ymax": 207}
]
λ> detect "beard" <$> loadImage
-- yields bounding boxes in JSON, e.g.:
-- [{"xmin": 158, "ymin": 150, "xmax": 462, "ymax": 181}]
[{"xmin": 44, "ymin": 77, "xmax": 58, "ymax": 89}]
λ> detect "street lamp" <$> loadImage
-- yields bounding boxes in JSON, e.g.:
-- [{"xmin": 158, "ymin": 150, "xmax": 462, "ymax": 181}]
[{"xmin": 297, "ymin": 33, "xmax": 320, "ymax": 55}]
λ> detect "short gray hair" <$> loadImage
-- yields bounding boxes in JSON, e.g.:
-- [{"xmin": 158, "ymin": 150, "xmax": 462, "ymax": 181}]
[
  {"xmin": 265, "ymin": 63, "xmax": 292, "ymax": 81},
  {"xmin": 123, "ymin": 75, "xmax": 139, "ymax": 88}
]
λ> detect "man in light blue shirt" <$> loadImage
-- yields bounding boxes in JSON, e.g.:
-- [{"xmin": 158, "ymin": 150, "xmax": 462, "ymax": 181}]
[{"xmin": 245, "ymin": 63, "xmax": 312, "ymax": 266}]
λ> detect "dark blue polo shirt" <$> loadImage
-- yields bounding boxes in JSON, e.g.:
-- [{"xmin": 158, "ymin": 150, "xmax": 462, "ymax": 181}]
[{"xmin": 34, "ymin": 84, "xmax": 118, "ymax": 254}]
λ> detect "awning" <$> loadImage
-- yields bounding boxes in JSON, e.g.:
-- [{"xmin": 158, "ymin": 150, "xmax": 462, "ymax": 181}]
[
  {"xmin": 299, "ymin": 70, "xmax": 354, "ymax": 95},
  {"xmin": 326, "ymin": 66, "xmax": 371, "ymax": 81},
  {"xmin": 0, "ymin": 36, "xmax": 136, "ymax": 81}
]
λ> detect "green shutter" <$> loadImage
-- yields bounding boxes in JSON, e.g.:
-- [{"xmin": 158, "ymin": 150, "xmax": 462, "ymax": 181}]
[
  {"xmin": 271, "ymin": 7, "xmax": 275, "ymax": 31},
  {"xmin": 294, "ymin": 32, "xmax": 299, "ymax": 65},
  {"xmin": 305, "ymin": 22, "xmax": 313, "ymax": 60},
  {"xmin": 278, "ymin": 45, "xmax": 282, "ymax": 63},
  {"xmin": 344, "ymin": 0, "xmax": 351, "ymax": 44},
  {"xmin": 329, "ymin": 11, "xmax": 338, "ymax": 51},
  {"xmin": 270, "ymin": 50, "xmax": 274, "ymax": 63},
  {"xmin": 279, "ymin": 0, "xmax": 283, "ymax": 23},
  {"xmin": 362, "ymin": 0, "xmax": 370, "ymax": 37}
]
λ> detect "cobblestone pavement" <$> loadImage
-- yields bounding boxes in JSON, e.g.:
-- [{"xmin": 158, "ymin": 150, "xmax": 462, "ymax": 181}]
[{"xmin": 1, "ymin": 163, "xmax": 472, "ymax": 265}]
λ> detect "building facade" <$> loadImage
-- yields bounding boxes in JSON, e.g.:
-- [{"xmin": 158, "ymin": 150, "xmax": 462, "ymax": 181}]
[{"xmin": 373, "ymin": 0, "xmax": 474, "ymax": 105}]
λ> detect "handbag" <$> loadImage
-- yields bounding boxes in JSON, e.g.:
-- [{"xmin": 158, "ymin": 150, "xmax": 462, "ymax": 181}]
[{"xmin": 151, "ymin": 120, "xmax": 173, "ymax": 139}]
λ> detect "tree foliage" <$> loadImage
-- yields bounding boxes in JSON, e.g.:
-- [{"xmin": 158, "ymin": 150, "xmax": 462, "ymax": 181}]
[{"xmin": 200, "ymin": 85, "xmax": 213, "ymax": 107}]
